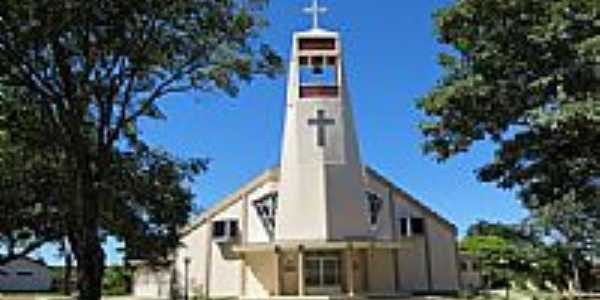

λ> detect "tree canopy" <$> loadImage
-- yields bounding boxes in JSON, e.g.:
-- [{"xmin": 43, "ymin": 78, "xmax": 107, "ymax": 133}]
[
  {"xmin": 419, "ymin": 0, "xmax": 599, "ymax": 209},
  {"xmin": 461, "ymin": 221, "xmax": 571, "ymax": 290},
  {"xmin": 0, "ymin": 1, "xmax": 282, "ymax": 299}
]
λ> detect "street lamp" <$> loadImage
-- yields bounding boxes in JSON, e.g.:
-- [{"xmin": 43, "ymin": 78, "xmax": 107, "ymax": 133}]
[
  {"xmin": 498, "ymin": 257, "xmax": 509, "ymax": 300},
  {"xmin": 184, "ymin": 257, "xmax": 191, "ymax": 300}
]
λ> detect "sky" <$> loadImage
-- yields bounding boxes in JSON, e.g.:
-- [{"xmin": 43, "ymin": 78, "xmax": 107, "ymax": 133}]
[{"xmin": 37, "ymin": 0, "xmax": 528, "ymax": 266}]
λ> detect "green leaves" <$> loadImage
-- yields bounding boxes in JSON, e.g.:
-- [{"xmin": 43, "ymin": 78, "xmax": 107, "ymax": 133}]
[
  {"xmin": 419, "ymin": 0, "xmax": 600, "ymax": 213},
  {"xmin": 0, "ymin": 1, "xmax": 280, "ymax": 296},
  {"xmin": 461, "ymin": 221, "xmax": 572, "ymax": 289},
  {"xmin": 422, "ymin": 3, "xmax": 600, "ymax": 286}
]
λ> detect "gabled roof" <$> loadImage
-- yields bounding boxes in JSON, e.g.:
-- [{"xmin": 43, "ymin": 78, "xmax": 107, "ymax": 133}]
[
  {"xmin": 181, "ymin": 165, "xmax": 457, "ymax": 237},
  {"xmin": 364, "ymin": 167, "xmax": 458, "ymax": 234},
  {"xmin": 181, "ymin": 167, "xmax": 279, "ymax": 236},
  {"xmin": 0, "ymin": 256, "xmax": 48, "ymax": 268}
]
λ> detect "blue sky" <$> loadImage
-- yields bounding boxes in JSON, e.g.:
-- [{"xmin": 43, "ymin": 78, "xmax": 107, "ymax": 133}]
[{"xmin": 38, "ymin": 1, "xmax": 527, "ymax": 266}]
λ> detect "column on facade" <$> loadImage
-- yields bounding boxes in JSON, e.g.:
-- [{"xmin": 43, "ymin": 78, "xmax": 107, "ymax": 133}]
[
  {"xmin": 346, "ymin": 245, "xmax": 355, "ymax": 297},
  {"xmin": 298, "ymin": 246, "xmax": 305, "ymax": 296},
  {"xmin": 274, "ymin": 247, "xmax": 281, "ymax": 296},
  {"xmin": 364, "ymin": 248, "xmax": 370, "ymax": 293},
  {"xmin": 240, "ymin": 253, "xmax": 247, "ymax": 297}
]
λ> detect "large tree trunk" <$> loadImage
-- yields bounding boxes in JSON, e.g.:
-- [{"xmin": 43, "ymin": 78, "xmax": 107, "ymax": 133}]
[
  {"xmin": 64, "ymin": 252, "xmax": 72, "ymax": 295},
  {"xmin": 70, "ymin": 212, "xmax": 105, "ymax": 300},
  {"xmin": 76, "ymin": 237, "xmax": 105, "ymax": 300},
  {"xmin": 69, "ymin": 155, "xmax": 106, "ymax": 300}
]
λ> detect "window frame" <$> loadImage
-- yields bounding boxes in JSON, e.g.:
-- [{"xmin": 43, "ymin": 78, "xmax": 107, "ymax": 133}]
[
  {"xmin": 304, "ymin": 254, "xmax": 341, "ymax": 287},
  {"xmin": 365, "ymin": 190, "xmax": 384, "ymax": 227},
  {"xmin": 212, "ymin": 219, "xmax": 239, "ymax": 240},
  {"xmin": 16, "ymin": 271, "xmax": 34, "ymax": 277},
  {"xmin": 398, "ymin": 216, "xmax": 426, "ymax": 237},
  {"xmin": 411, "ymin": 217, "xmax": 425, "ymax": 235}
]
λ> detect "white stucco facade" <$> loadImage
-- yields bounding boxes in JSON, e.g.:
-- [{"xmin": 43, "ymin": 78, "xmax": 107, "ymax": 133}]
[
  {"xmin": 133, "ymin": 21, "xmax": 460, "ymax": 300},
  {"xmin": 133, "ymin": 165, "xmax": 460, "ymax": 299}
]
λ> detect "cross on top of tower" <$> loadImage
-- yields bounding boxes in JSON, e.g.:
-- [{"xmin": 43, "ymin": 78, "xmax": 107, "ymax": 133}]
[{"xmin": 303, "ymin": 0, "xmax": 328, "ymax": 29}]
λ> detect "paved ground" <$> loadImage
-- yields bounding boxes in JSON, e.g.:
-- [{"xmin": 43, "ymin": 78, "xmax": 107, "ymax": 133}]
[
  {"xmin": 0, "ymin": 296, "xmax": 474, "ymax": 300},
  {"xmin": 0, "ymin": 294, "xmax": 578, "ymax": 300}
]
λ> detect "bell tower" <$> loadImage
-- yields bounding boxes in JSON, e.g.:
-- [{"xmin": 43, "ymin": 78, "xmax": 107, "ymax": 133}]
[{"xmin": 275, "ymin": 2, "xmax": 369, "ymax": 241}]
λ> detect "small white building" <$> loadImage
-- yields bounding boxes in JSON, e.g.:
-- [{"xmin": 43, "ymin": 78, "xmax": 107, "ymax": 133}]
[
  {"xmin": 459, "ymin": 255, "xmax": 483, "ymax": 291},
  {"xmin": 134, "ymin": 3, "xmax": 461, "ymax": 299},
  {"xmin": 132, "ymin": 262, "xmax": 173, "ymax": 299},
  {"xmin": 0, "ymin": 257, "xmax": 52, "ymax": 292}
]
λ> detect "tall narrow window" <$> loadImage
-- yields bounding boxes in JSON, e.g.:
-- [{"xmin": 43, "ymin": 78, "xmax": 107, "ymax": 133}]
[
  {"xmin": 365, "ymin": 191, "xmax": 383, "ymax": 226},
  {"xmin": 399, "ymin": 218, "xmax": 409, "ymax": 236},
  {"xmin": 212, "ymin": 221, "xmax": 226, "ymax": 238},
  {"xmin": 229, "ymin": 220, "xmax": 239, "ymax": 237}
]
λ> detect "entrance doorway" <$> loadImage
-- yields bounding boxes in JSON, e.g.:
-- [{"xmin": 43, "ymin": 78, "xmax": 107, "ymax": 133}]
[{"xmin": 305, "ymin": 253, "xmax": 342, "ymax": 295}]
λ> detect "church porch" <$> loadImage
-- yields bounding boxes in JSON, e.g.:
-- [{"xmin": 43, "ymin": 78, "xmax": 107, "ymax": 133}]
[{"xmin": 235, "ymin": 241, "xmax": 414, "ymax": 300}]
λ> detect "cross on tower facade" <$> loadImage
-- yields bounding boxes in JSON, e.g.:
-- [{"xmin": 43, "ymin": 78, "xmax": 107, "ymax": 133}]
[
  {"xmin": 308, "ymin": 109, "xmax": 335, "ymax": 147},
  {"xmin": 303, "ymin": 0, "xmax": 328, "ymax": 29}
]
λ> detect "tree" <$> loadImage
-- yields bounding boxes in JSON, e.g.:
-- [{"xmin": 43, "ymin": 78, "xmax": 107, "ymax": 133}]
[
  {"xmin": 0, "ymin": 87, "xmax": 65, "ymax": 264},
  {"xmin": 530, "ymin": 200, "xmax": 600, "ymax": 291},
  {"xmin": 0, "ymin": 87, "xmax": 205, "ymax": 296},
  {"xmin": 419, "ymin": 0, "xmax": 600, "ymax": 288},
  {"xmin": 418, "ymin": 0, "xmax": 599, "ymax": 207},
  {"xmin": 461, "ymin": 221, "xmax": 570, "ymax": 290},
  {"xmin": 0, "ymin": 1, "xmax": 281, "ymax": 299}
]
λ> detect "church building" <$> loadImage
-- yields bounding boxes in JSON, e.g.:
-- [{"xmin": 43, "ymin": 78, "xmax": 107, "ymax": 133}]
[{"xmin": 132, "ymin": 2, "xmax": 460, "ymax": 299}]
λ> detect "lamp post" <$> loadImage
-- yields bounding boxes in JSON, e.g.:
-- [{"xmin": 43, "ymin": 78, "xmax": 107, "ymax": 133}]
[
  {"xmin": 184, "ymin": 257, "xmax": 191, "ymax": 300},
  {"xmin": 498, "ymin": 257, "xmax": 509, "ymax": 300}
]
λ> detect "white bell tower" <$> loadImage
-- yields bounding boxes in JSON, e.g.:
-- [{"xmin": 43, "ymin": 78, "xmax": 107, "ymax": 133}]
[{"xmin": 275, "ymin": 2, "xmax": 369, "ymax": 241}]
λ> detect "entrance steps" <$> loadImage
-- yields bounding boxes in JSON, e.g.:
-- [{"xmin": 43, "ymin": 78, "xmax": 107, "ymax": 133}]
[{"xmin": 240, "ymin": 293, "xmax": 413, "ymax": 300}]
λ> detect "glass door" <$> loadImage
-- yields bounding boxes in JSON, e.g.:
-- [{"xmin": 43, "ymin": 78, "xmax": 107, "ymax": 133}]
[{"xmin": 305, "ymin": 254, "xmax": 341, "ymax": 294}]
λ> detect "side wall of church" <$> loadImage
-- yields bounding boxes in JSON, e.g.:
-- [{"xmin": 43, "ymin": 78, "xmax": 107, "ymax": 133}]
[
  {"xmin": 394, "ymin": 195, "xmax": 430, "ymax": 292},
  {"xmin": 365, "ymin": 174, "xmax": 430, "ymax": 292},
  {"xmin": 398, "ymin": 236, "xmax": 430, "ymax": 292},
  {"xmin": 427, "ymin": 216, "xmax": 460, "ymax": 292},
  {"xmin": 176, "ymin": 178, "xmax": 278, "ymax": 299},
  {"xmin": 244, "ymin": 251, "xmax": 278, "ymax": 297},
  {"xmin": 368, "ymin": 249, "xmax": 397, "ymax": 293},
  {"xmin": 177, "ymin": 223, "xmax": 209, "ymax": 296},
  {"xmin": 176, "ymin": 200, "xmax": 245, "ymax": 298},
  {"xmin": 243, "ymin": 180, "xmax": 280, "ymax": 297},
  {"xmin": 366, "ymin": 171, "xmax": 458, "ymax": 293},
  {"xmin": 208, "ymin": 199, "xmax": 244, "ymax": 298}
]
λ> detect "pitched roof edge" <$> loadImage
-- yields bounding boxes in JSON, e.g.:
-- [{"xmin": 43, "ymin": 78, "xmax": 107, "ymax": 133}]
[
  {"xmin": 180, "ymin": 167, "xmax": 280, "ymax": 237},
  {"xmin": 180, "ymin": 165, "xmax": 457, "ymax": 238},
  {"xmin": 0, "ymin": 256, "xmax": 49, "ymax": 268},
  {"xmin": 364, "ymin": 166, "xmax": 458, "ymax": 235}
]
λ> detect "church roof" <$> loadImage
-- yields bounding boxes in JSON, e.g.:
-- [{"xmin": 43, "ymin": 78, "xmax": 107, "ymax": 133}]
[{"xmin": 181, "ymin": 166, "xmax": 457, "ymax": 237}]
